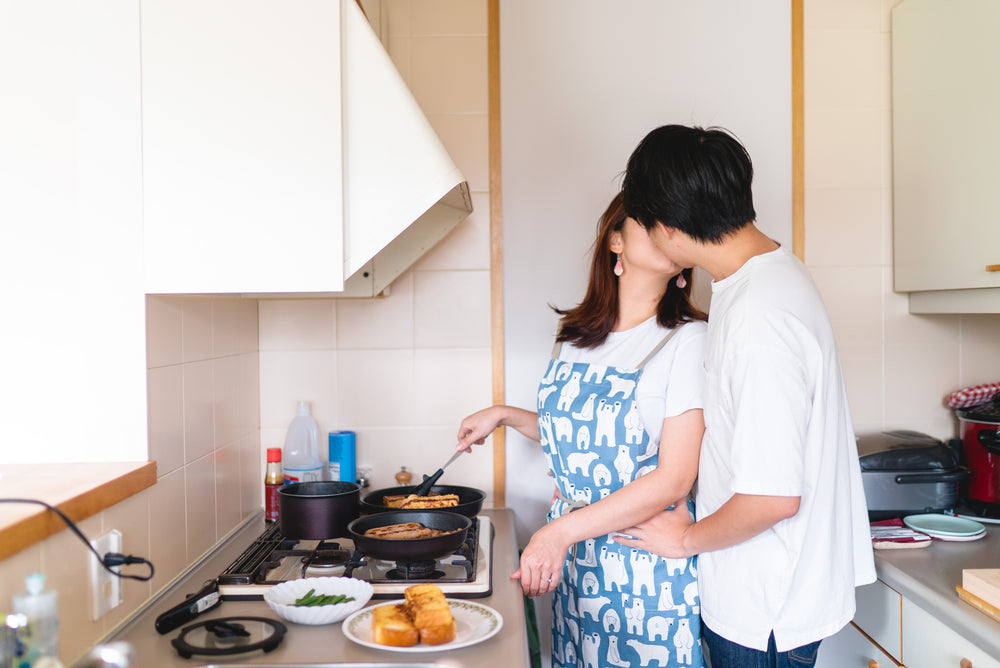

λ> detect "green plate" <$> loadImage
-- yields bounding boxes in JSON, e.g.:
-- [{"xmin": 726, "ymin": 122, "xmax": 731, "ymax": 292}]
[{"xmin": 903, "ymin": 513, "xmax": 986, "ymax": 538}]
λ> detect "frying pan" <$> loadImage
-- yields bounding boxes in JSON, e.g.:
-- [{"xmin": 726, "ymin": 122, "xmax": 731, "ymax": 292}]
[
  {"xmin": 360, "ymin": 484, "xmax": 485, "ymax": 518},
  {"xmin": 347, "ymin": 511, "xmax": 471, "ymax": 562}
]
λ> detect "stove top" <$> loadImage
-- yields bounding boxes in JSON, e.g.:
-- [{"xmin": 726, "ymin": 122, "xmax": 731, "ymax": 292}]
[{"xmin": 217, "ymin": 516, "xmax": 493, "ymax": 599}]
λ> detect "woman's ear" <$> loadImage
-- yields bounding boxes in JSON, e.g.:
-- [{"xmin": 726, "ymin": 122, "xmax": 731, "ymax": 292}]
[{"xmin": 609, "ymin": 230, "xmax": 623, "ymax": 253}]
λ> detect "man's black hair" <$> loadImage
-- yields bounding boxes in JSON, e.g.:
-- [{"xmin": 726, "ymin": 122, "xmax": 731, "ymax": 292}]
[{"xmin": 622, "ymin": 124, "xmax": 757, "ymax": 243}]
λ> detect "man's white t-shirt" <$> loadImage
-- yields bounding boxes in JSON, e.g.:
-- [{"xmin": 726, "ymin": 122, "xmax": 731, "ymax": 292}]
[
  {"xmin": 697, "ymin": 247, "xmax": 876, "ymax": 652},
  {"xmin": 557, "ymin": 317, "xmax": 707, "ymax": 446}
]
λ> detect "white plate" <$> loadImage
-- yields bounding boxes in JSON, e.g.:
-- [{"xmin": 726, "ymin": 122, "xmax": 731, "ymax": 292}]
[
  {"xmin": 929, "ymin": 529, "xmax": 987, "ymax": 542},
  {"xmin": 903, "ymin": 513, "xmax": 986, "ymax": 538},
  {"xmin": 343, "ymin": 600, "xmax": 503, "ymax": 652}
]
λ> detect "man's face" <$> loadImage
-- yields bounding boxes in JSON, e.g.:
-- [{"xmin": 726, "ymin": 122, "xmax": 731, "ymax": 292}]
[{"xmin": 646, "ymin": 222, "xmax": 694, "ymax": 269}]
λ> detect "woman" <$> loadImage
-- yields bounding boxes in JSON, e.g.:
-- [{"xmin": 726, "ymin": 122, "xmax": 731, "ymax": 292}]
[{"xmin": 456, "ymin": 192, "xmax": 708, "ymax": 668}]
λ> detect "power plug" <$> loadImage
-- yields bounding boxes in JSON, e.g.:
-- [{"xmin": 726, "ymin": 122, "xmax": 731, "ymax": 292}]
[{"xmin": 89, "ymin": 530, "xmax": 123, "ymax": 620}]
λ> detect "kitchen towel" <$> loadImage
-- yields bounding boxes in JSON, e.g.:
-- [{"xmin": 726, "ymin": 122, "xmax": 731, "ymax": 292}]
[
  {"xmin": 946, "ymin": 382, "xmax": 1000, "ymax": 409},
  {"xmin": 870, "ymin": 518, "xmax": 931, "ymax": 549}
]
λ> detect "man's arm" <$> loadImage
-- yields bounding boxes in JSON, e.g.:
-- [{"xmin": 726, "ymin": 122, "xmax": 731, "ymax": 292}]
[{"xmin": 614, "ymin": 492, "xmax": 800, "ymax": 559}]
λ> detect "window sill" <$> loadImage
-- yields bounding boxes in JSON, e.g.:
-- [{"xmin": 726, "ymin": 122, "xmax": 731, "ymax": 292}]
[{"xmin": 0, "ymin": 461, "xmax": 157, "ymax": 560}]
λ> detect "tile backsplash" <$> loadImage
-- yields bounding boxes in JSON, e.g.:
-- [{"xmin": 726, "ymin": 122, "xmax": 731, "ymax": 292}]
[{"xmin": 0, "ymin": 295, "xmax": 261, "ymax": 663}]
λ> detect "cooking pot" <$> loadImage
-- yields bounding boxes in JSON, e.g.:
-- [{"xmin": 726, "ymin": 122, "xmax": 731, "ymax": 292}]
[
  {"xmin": 278, "ymin": 481, "xmax": 360, "ymax": 539},
  {"xmin": 360, "ymin": 484, "xmax": 485, "ymax": 518},
  {"xmin": 957, "ymin": 394, "xmax": 1000, "ymax": 509},
  {"xmin": 348, "ymin": 510, "xmax": 470, "ymax": 562}
]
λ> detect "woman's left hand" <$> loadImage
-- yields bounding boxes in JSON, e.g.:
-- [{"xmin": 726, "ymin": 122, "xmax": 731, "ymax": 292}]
[{"xmin": 511, "ymin": 524, "xmax": 569, "ymax": 598}]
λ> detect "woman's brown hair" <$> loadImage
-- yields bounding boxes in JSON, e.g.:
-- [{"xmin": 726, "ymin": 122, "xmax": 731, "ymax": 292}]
[{"xmin": 554, "ymin": 192, "xmax": 706, "ymax": 349}]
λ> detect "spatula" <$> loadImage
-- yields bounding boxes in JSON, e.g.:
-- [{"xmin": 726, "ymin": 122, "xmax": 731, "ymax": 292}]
[{"xmin": 413, "ymin": 449, "xmax": 465, "ymax": 497}]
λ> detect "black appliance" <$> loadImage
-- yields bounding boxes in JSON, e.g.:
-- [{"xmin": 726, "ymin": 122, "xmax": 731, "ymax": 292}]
[{"xmin": 858, "ymin": 430, "xmax": 970, "ymax": 521}]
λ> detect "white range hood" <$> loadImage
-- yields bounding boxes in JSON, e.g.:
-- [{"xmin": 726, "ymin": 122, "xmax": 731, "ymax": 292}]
[{"xmin": 337, "ymin": 0, "xmax": 472, "ymax": 297}]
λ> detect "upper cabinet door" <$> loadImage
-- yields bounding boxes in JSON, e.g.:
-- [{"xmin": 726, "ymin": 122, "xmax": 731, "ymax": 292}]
[
  {"xmin": 892, "ymin": 0, "xmax": 1000, "ymax": 313},
  {"xmin": 141, "ymin": 0, "xmax": 344, "ymax": 294}
]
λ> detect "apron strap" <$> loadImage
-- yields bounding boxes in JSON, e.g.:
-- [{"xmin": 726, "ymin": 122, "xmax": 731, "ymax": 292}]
[
  {"xmin": 636, "ymin": 322, "xmax": 687, "ymax": 370},
  {"xmin": 555, "ymin": 490, "xmax": 589, "ymax": 510},
  {"xmin": 551, "ymin": 323, "xmax": 687, "ymax": 367}
]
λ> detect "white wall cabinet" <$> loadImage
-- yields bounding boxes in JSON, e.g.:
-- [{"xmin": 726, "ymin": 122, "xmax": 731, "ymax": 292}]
[
  {"xmin": 0, "ymin": 0, "xmax": 149, "ymax": 463},
  {"xmin": 891, "ymin": 0, "xmax": 1000, "ymax": 313},
  {"xmin": 141, "ymin": 0, "xmax": 345, "ymax": 295}
]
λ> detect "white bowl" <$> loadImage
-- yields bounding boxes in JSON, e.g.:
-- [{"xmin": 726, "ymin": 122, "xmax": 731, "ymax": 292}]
[{"xmin": 263, "ymin": 576, "xmax": 374, "ymax": 625}]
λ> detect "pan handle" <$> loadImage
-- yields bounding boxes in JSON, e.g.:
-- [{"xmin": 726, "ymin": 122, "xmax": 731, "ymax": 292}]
[
  {"xmin": 979, "ymin": 429, "xmax": 1000, "ymax": 455},
  {"xmin": 894, "ymin": 466, "xmax": 971, "ymax": 485}
]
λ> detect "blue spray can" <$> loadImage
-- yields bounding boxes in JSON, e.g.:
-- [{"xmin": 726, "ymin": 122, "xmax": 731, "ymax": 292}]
[{"xmin": 327, "ymin": 431, "xmax": 357, "ymax": 483}]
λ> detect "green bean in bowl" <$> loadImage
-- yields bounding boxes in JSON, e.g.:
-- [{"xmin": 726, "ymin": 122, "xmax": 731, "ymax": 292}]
[
  {"xmin": 292, "ymin": 588, "xmax": 356, "ymax": 607},
  {"xmin": 264, "ymin": 577, "xmax": 373, "ymax": 625}
]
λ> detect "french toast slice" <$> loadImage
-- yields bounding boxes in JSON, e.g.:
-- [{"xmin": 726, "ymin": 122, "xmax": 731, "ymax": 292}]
[
  {"xmin": 371, "ymin": 603, "xmax": 418, "ymax": 647},
  {"xmin": 383, "ymin": 493, "xmax": 460, "ymax": 508},
  {"xmin": 403, "ymin": 584, "xmax": 456, "ymax": 645}
]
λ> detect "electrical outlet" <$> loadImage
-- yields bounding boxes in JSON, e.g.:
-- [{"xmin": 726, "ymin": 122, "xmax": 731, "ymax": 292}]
[{"xmin": 90, "ymin": 529, "xmax": 123, "ymax": 620}]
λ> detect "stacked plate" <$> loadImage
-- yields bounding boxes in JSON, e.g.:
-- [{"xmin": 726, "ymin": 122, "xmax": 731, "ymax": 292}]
[{"xmin": 902, "ymin": 513, "xmax": 987, "ymax": 541}]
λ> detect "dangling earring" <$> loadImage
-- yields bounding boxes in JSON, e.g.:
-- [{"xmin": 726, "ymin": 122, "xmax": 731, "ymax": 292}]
[
  {"xmin": 675, "ymin": 272, "xmax": 687, "ymax": 289},
  {"xmin": 614, "ymin": 255, "xmax": 623, "ymax": 277}
]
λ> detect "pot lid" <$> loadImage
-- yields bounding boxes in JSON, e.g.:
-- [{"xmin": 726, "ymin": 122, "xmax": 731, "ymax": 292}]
[
  {"xmin": 170, "ymin": 617, "xmax": 286, "ymax": 659},
  {"xmin": 957, "ymin": 395, "xmax": 1000, "ymax": 423},
  {"xmin": 857, "ymin": 430, "xmax": 959, "ymax": 472}
]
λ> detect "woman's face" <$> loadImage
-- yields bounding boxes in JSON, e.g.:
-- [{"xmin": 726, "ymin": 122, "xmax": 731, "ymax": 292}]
[{"xmin": 612, "ymin": 217, "xmax": 683, "ymax": 278}]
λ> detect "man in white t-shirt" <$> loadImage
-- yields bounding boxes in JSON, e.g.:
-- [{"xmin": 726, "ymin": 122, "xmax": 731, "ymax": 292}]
[{"xmin": 615, "ymin": 124, "xmax": 876, "ymax": 668}]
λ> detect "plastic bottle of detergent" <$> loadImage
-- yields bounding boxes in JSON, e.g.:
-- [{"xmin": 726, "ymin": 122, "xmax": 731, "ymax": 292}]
[
  {"xmin": 282, "ymin": 401, "xmax": 323, "ymax": 483},
  {"xmin": 12, "ymin": 573, "xmax": 59, "ymax": 666}
]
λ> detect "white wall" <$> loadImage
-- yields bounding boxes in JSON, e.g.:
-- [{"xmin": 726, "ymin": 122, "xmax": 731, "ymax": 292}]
[
  {"xmin": 499, "ymin": 0, "xmax": 794, "ymax": 547},
  {"xmin": 0, "ymin": 1, "xmax": 148, "ymax": 464}
]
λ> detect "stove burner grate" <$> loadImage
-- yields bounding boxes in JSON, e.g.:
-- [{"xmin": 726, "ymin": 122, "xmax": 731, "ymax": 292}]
[{"xmin": 218, "ymin": 517, "xmax": 482, "ymax": 588}]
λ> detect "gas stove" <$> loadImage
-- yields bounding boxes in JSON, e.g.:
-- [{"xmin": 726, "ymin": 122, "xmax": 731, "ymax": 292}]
[{"xmin": 216, "ymin": 516, "xmax": 493, "ymax": 599}]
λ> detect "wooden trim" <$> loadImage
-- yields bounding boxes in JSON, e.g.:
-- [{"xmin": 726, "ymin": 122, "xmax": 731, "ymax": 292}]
[
  {"xmin": 792, "ymin": 0, "xmax": 805, "ymax": 260},
  {"xmin": 0, "ymin": 461, "xmax": 157, "ymax": 561},
  {"xmin": 488, "ymin": 0, "xmax": 505, "ymax": 508}
]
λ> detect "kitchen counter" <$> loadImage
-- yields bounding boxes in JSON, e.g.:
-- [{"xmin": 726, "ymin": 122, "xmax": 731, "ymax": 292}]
[
  {"xmin": 874, "ymin": 521, "xmax": 1000, "ymax": 658},
  {"xmin": 98, "ymin": 509, "xmax": 529, "ymax": 668},
  {"xmin": 0, "ymin": 461, "xmax": 155, "ymax": 560}
]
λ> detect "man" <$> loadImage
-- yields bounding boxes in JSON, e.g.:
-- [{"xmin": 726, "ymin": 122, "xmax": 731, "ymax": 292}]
[{"xmin": 616, "ymin": 124, "xmax": 875, "ymax": 668}]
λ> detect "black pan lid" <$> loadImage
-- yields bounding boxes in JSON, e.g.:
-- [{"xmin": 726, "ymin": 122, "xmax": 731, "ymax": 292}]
[
  {"xmin": 170, "ymin": 616, "xmax": 286, "ymax": 659},
  {"xmin": 857, "ymin": 430, "xmax": 959, "ymax": 472},
  {"xmin": 957, "ymin": 395, "xmax": 1000, "ymax": 423}
]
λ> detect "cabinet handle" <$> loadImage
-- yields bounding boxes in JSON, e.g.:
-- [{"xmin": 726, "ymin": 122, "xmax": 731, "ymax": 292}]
[
  {"xmin": 960, "ymin": 659, "xmax": 972, "ymax": 668},
  {"xmin": 867, "ymin": 661, "xmax": 878, "ymax": 668},
  {"xmin": 987, "ymin": 264, "xmax": 1000, "ymax": 272}
]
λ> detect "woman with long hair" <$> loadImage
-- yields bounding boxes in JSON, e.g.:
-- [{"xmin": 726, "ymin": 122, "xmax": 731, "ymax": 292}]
[{"xmin": 456, "ymin": 192, "xmax": 708, "ymax": 668}]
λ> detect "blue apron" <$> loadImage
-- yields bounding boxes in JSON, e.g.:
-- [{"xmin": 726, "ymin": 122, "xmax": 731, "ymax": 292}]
[{"xmin": 538, "ymin": 327, "xmax": 704, "ymax": 668}]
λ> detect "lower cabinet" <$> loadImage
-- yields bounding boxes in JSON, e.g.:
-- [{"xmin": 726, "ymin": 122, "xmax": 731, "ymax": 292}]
[
  {"xmin": 815, "ymin": 579, "xmax": 1000, "ymax": 668},
  {"xmin": 815, "ymin": 622, "xmax": 900, "ymax": 668},
  {"xmin": 901, "ymin": 598, "xmax": 1000, "ymax": 668}
]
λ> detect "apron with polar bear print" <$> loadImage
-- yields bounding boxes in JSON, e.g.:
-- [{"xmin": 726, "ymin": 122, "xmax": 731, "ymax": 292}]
[{"xmin": 538, "ymin": 327, "xmax": 704, "ymax": 668}]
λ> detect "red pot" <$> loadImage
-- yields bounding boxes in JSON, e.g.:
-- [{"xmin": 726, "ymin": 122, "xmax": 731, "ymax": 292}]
[{"xmin": 957, "ymin": 396, "xmax": 1000, "ymax": 507}]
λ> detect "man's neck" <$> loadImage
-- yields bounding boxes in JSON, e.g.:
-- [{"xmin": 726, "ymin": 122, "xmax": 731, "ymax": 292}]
[{"xmin": 694, "ymin": 224, "xmax": 779, "ymax": 282}]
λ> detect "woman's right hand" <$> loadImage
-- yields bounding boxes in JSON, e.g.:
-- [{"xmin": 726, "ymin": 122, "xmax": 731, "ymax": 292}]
[
  {"xmin": 456, "ymin": 406, "xmax": 507, "ymax": 451},
  {"xmin": 455, "ymin": 405, "xmax": 541, "ymax": 451}
]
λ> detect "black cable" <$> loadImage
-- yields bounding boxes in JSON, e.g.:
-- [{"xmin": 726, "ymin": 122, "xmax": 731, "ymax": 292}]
[{"xmin": 0, "ymin": 498, "xmax": 155, "ymax": 581}]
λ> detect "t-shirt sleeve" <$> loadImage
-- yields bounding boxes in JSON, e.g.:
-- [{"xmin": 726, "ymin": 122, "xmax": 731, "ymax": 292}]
[
  {"xmin": 726, "ymin": 339, "xmax": 812, "ymax": 497},
  {"xmin": 662, "ymin": 321, "xmax": 708, "ymax": 417}
]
